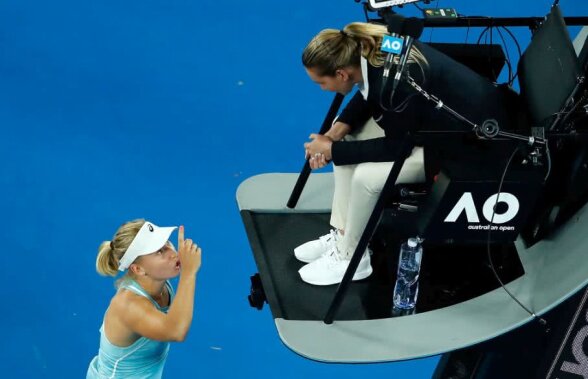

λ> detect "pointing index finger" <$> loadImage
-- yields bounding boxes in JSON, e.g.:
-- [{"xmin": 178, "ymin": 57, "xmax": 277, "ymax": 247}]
[{"xmin": 178, "ymin": 225, "xmax": 184, "ymax": 246}]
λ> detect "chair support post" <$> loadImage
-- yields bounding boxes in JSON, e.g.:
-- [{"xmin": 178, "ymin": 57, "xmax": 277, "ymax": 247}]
[
  {"xmin": 287, "ymin": 93, "xmax": 345, "ymax": 209},
  {"xmin": 324, "ymin": 138, "xmax": 415, "ymax": 324}
]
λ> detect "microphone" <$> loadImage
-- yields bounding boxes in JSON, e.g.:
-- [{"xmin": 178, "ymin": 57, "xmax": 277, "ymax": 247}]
[
  {"xmin": 390, "ymin": 17, "xmax": 424, "ymax": 95},
  {"xmin": 381, "ymin": 14, "xmax": 405, "ymax": 79},
  {"xmin": 383, "ymin": 13, "xmax": 405, "ymax": 36}
]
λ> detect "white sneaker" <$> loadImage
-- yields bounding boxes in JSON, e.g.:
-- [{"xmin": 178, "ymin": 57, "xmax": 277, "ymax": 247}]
[
  {"xmin": 298, "ymin": 247, "xmax": 373, "ymax": 286},
  {"xmin": 294, "ymin": 229, "xmax": 341, "ymax": 263}
]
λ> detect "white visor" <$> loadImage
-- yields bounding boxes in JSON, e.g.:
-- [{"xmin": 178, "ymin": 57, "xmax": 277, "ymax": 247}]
[{"xmin": 118, "ymin": 221, "xmax": 177, "ymax": 271}]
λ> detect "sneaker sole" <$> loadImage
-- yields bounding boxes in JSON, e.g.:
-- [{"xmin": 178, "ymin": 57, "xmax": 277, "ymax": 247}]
[
  {"xmin": 300, "ymin": 265, "xmax": 373, "ymax": 286},
  {"xmin": 293, "ymin": 247, "xmax": 324, "ymax": 264},
  {"xmin": 295, "ymin": 248, "xmax": 373, "ymax": 265},
  {"xmin": 294, "ymin": 254, "xmax": 316, "ymax": 264}
]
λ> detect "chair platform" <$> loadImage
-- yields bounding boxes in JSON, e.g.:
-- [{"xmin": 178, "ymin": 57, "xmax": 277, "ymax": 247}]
[
  {"xmin": 241, "ymin": 210, "xmax": 524, "ymax": 321},
  {"xmin": 236, "ymin": 173, "xmax": 588, "ymax": 362}
]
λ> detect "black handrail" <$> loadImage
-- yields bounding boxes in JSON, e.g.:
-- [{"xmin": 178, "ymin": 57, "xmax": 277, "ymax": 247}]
[
  {"xmin": 287, "ymin": 93, "xmax": 345, "ymax": 209},
  {"xmin": 324, "ymin": 137, "xmax": 415, "ymax": 324},
  {"xmin": 369, "ymin": 16, "xmax": 588, "ymax": 31}
]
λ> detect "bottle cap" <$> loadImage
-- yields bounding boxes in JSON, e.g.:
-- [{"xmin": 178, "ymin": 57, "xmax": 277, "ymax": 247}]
[{"xmin": 408, "ymin": 238, "xmax": 418, "ymax": 247}]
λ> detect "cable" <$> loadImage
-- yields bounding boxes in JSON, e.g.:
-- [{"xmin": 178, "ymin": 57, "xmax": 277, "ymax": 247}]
[
  {"xmin": 474, "ymin": 26, "xmax": 492, "ymax": 85},
  {"xmin": 476, "ymin": 25, "xmax": 491, "ymax": 48},
  {"xmin": 467, "ymin": 20, "xmax": 521, "ymax": 85},
  {"xmin": 381, "ymin": 50, "xmax": 427, "ymax": 112},
  {"xmin": 391, "ymin": 58, "xmax": 427, "ymax": 112},
  {"xmin": 464, "ymin": 18, "xmax": 471, "ymax": 44},
  {"xmin": 476, "ymin": 25, "xmax": 500, "ymax": 82},
  {"xmin": 486, "ymin": 145, "xmax": 548, "ymax": 327},
  {"xmin": 499, "ymin": 26, "xmax": 522, "ymax": 85},
  {"xmin": 496, "ymin": 26, "xmax": 513, "ymax": 84},
  {"xmin": 489, "ymin": 24, "xmax": 495, "ymax": 80},
  {"xmin": 462, "ymin": 16, "xmax": 492, "ymax": 49},
  {"xmin": 544, "ymin": 140, "xmax": 552, "ymax": 182},
  {"xmin": 471, "ymin": 23, "xmax": 521, "ymax": 85}
]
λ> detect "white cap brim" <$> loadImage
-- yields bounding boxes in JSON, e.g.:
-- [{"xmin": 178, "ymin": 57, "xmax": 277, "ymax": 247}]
[{"xmin": 118, "ymin": 221, "xmax": 177, "ymax": 271}]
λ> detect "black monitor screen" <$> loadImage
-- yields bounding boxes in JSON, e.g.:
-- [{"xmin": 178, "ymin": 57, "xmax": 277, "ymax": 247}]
[{"xmin": 518, "ymin": 6, "xmax": 581, "ymax": 130}]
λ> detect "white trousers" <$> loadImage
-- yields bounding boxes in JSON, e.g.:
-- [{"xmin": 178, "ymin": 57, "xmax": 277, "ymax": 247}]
[{"xmin": 330, "ymin": 118, "xmax": 425, "ymax": 258}]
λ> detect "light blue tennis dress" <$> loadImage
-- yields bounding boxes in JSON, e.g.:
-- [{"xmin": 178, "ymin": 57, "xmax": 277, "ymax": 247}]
[{"xmin": 86, "ymin": 279, "xmax": 175, "ymax": 379}]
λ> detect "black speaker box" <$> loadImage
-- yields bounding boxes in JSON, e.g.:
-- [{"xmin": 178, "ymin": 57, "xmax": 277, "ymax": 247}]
[{"xmin": 429, "ymin": 42, "xmax": 506, "ymax": 82}]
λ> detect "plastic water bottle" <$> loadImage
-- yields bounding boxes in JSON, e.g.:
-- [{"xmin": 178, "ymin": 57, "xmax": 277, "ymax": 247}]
[{"xmin": 393, "ymin": 238, "xmax": 423, "ymax": 310}]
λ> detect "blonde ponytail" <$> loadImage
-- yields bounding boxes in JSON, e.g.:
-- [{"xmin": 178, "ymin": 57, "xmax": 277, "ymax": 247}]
[
  {"xmin": 302, "ymin": 28, "xmax": 361, "ymax": 76},
  {"xmin": 303, "ymin": 22, "xmax": 428, "ymax": 76},
  {"xmin": 95, "ymin": 219, "xmax": 146, "ymax": 277},
  {"xmin": 343, "ymin": 22, "xmax": 388, "ymax": 67},
  {"xmin": 96, "ymin": 241, "xmax": 119, "ymax": 276}
]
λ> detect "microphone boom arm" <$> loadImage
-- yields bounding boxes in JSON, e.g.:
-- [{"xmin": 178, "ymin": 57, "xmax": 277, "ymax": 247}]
[{"xmin": 405, "ymin": 75, "xmax": 547, "ymax": 146}]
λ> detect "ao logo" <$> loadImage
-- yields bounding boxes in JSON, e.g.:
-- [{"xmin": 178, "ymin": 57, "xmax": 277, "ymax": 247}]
[
  {"xmin": 444, "ymin": 192, "xmax": 520, "ymax": 224},
  {"xmin": 381, "ymin": 35, "xmax": 404, "ymax": 54}
]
